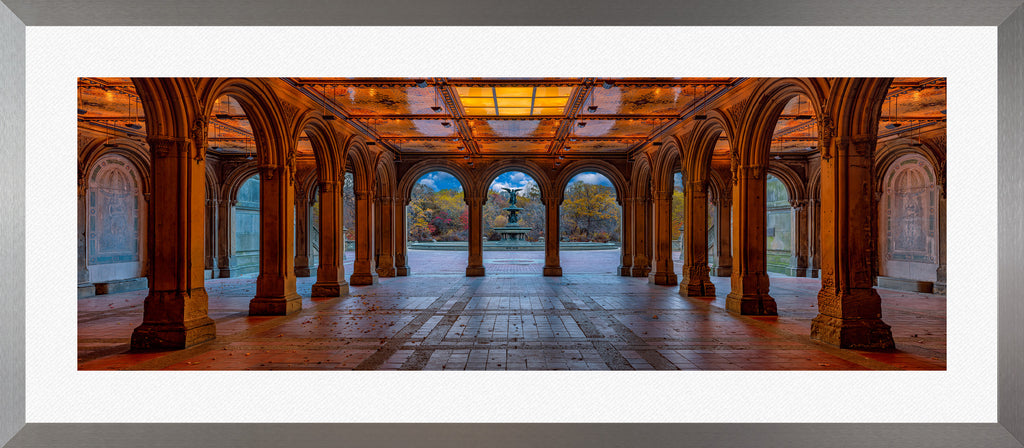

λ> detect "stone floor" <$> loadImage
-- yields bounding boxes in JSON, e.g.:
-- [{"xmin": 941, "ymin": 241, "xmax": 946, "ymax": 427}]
[{"xmin": 78, "ymin": 249, "xmax": 946, "ymax": 371}]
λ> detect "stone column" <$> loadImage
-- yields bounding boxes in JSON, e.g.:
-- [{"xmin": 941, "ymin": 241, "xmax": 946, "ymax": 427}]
[
  {"xmin": 249, "ymin": 163, "xmax": 302, "ymax": 315},
  {"xmin": 465, "ymin": 195, "xmax": 486, "ymax": 276},
  {"xmin": 788, "ymin": 199, "xmax": 809, "ymax": 277},
  {"xmin": 312, "ymin": 180, "xmax": 349, "ymax": 297},
  {"xmin": 204, "ymin": 198, "xmax": 218, "ymax": 279},
  {"xmin": 631, "ymin": 196, "xmax": 651, "ymax": 277},
  {"xmin": 394, "ymin": 198, "xmax": 410, "ymax": 276},
  {"xmin": 216, "ymin": 198, "xmax": 237, "ymax": 278},
  {"xmin": 649, "ymin": 191, "xmax": 678, "ymax": 285},
  {"xmin": 77, "ymin": 184, "xmax": 95, "ymax": 297},
  {"xmin": 810, "ymin": 135, "xmax": 894, "ymax": 350},
  {"xmin": 726, "ymin": 165, "xmax": 777, "ymax": 315},
  {"xmin": 680, "ymin": 180, "xmax": 715, "ymax": 298},
  {"xmin": 375, "ymin": 195, "xmax": 396, "ymax": 277},
  {"xmin": 350, "ymin": 188, "xmax": 378, "ymax": 285},
  {"xmin": 618, "ymin": 198, "xmax": 633, "ymax": 276},
  {"xmin": 934, "ymin": 193, "xmax": 946, "ymax": 294},
  {"xmin": 131, "ymin": 136, "xmax": 216, "ymax": 350},
  {"xmin": 807, "ymin": 198, "xmax": 821, "ymax": 278},
  {"xmin": 543, "ymin": 195, "xmax": 562, "ymax": 276},
  {"xmin": 293, "ymin": 188, "xmax": 312, "ymax": 277},
  {"xmin": 714, "ymin": 185, "xmax": 733, "ymax": 277}
]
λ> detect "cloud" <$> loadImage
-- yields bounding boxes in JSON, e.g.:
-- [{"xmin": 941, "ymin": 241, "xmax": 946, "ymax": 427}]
[
  {"xmin": 573, "ymin": 172, "xmax": 611, "ymax": 186},
  {"xmin": 417, "ymin": 177, "xmax": 437, "ymax": 190}
]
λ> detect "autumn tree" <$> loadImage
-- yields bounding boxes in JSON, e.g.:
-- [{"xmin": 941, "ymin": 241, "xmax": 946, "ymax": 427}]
[{"xmin": 559, "ymin": 181, "xmax": 620, "ymax": 242}]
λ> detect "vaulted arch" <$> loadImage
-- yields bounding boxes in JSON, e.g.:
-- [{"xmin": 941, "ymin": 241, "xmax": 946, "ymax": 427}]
[{"xmin": 553, "ymin": 159, "xmax": 628, "ymax": 205}]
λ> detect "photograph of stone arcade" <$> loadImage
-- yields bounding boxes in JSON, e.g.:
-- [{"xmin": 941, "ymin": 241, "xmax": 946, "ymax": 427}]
[{"xmin": 78, "ymin": 77, "xmax": 946, "ymax": 371}]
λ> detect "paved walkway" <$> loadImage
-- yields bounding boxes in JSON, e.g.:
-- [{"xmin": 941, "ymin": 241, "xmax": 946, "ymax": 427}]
[{"xmin": 78, "ymin": 250, "xmax": 946, "ymax": 371}]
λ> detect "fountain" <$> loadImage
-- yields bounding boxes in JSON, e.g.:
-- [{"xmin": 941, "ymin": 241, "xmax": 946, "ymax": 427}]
[{"xmin": 492, "ymin": 187, "xmax": 532, "ymax": 244}]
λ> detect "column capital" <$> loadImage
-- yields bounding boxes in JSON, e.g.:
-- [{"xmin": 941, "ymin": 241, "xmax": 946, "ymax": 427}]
[
  {"xmin": 735, "ymin": 164, "xmax": 766, "ymax": 180},
  {"xmin": 318, "ymin": 180, "xmax": 342, "ymax": 193},
  {"xmin": 148, "ymin": 136, "xmax": 193, "ymax": 159},
  {"xmin": 258, "ymin": 164, "xmax": 281, "ymax": 180},
  {"xmin": 542, "ymin": 195, "xmax": 563, "ymax": 207},
  {"xmin": 464, "ymin": 196, "xmax": 486, "ymax": 206},
  {"xmin": 354, "ymin": 189, "xmax": 372, "ymax": 200},
  {"xmin": 788, "ymin": 199, "xmax": 808, "ymax": 210}
]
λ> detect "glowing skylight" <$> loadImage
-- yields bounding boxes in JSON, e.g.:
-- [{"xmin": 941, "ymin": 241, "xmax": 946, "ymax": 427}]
[{"xmin": 456, "ymin": 86, "xmax": 572, "ymax": 116}]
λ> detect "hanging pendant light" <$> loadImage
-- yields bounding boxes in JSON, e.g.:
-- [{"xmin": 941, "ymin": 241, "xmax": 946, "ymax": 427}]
[
  {"xmin": 125, "ymin": 94, "xmax": 142, "ymax": 130},
  {"xmin": 885, "ymin": 94, "xmax": 902, "ymax": 129}
]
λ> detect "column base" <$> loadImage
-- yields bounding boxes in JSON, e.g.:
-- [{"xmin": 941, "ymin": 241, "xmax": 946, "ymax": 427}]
[
  {"xmin": 808, "ymin": 269, "xmax": 820, "ymax": 279},
  {"xmin": 77, "ymin": 283, "xmax": 95, "ymax": 299},
  {"xmin": 725, "ymin": 292, "xmax": 778, "ymax": 315},
  {"xmin": 466, "ymin": 265, "xmax": 486, "ymax": 277},
  {"xmin": 680, "ymin": 281, "xmax": 716, "ymax": 300},
  {"xmin": 350, "ymin": 272, "xmax": 379, "ymax": 286},
  {"xmin": 395, "ymin": 266, "xmax": 410, "ymax": 276},
  {"xmin": 543, "ymin": 266, "xmax": 562, "ymax": 276},
  {"xmin": 249, "ymin": 293, "xmax": 303, "ymax": 316},
  {"xmin": 786, "ymin": 267, "xmax": 808, "ymax": 277},
  {"xmin": 376, "ymin": 266, "xmax": 397, "ymax": 278},
  {"xmin": 295, "ymin": 266, "xmax": 312, "ymax": 277},
  {"xmin": 130, "ymin": 316, "xmax": 216, "ymax": 351},
  {"xmin": 810, "ymin": 314, "xmax": 895, "ymax": 351},
  {"xmin": 312, "ymin": 281, "xmax": 349, "ymax": 298},
  {"xmin": 631, "ymin": 266, "xmax": 650, "ymax": 277},
  {"xmin": 648, "ymin": 271, "xmax": 678, "ymax": 286},
  {"xmin": 713, "ymin": 266, "xmax": 732, "ymax": 277},
  {"xmin": 933, "ymin": 282, "xmax": 946, "ymax": 295},
  {"xmin": 618, "ymin": 265, "xmax": 632, "ymax": 276}
]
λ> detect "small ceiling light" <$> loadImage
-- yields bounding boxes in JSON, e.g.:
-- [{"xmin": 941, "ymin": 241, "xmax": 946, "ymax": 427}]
[
  {"xmin": 126, "ymin": 123, "xmax": 142, "ymax": 130},
  {"xmin": 794, "ymin": 96, "xmax": 811, "ymax": 120},
  {"xmin": 366, "ymin": 141, "xmax": 376, "ymax": 146},
  {"xmin": 651, "ymin": 141, "xmax": 663, "ymax": 146},
  {"xmin": 431, "ymin": 106, "xmax": 443, "ymax": 113},
  {"xmin": 587, "ymin": 105, "xmax": 598, "ymax": 113},
  {"xmin": 774, "ymin": 155, "xmax": 782, "ymax": 160},
  {"xmin": 602, "ymin": 81, "xmax": 614, "ymax": 89},
  {"xmin": 215, "ymin": 113, "xmax": 230, "ymax": 119},
  {"xmin": 463, "ymin": 155, "xmax": 469, "ymax": 160},
  {"xmin": 416, "ymin": 80, "xmax": 428, "ymax": 88},
  {"xmin": 77, "ymin": 108, "xmax": 86, "ymax": 115},
  {"xmin": 693, "ymin": 84, "xmax": 707, "ymax": 120},
  {"xmin": 577, "ymin": 121, "xmax": 587, "ymax": 128},
  {"xmin": 941, "ymin": 109, "xmax": 947, "ymax": 114},
  {"xmin": 457, "ymin": 146, "xmax": 464, "ymax": 151},
  {"xmin": 558, "ymin": 154, "xmax": 565, "ymax": 160},
  {"xmin": 441, "ymin": 121, "xmax": 451, "ymax": 128},
  {"xmin": 563, "ymin": 146, "xmax": 571, "ymax": 151}
]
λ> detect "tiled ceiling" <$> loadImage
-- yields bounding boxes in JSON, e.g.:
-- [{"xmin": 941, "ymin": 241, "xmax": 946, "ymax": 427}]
[{"xmin": 78, "ymin": 77, "xmax": 945, "ymax": 157}]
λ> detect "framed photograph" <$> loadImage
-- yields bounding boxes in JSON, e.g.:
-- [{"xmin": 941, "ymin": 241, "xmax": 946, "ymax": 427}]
[{"xmin": 2, "ymin": 1, "xmax": 1023, "ymax": 446}]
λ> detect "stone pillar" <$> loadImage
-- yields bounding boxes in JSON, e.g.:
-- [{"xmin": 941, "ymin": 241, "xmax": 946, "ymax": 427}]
[
  {"xmin": 788, "ymin": 199, "xmax": 809, "ymax": 277},
  {"xmin": 294, "ymin": 188, "xmax": 312, "ymax": 277},
  {"xmin": 680, "ymin": 180, "xmax": 715, "ymax": 298},
  {"xmin": 249, "ymin": 163, "xmax": 302, "ymax": 316},
  {"xmin": 216, "ymin": 198, "xmax": 237, "ymax": 278},
  {"xmin": 77, "ymin": 185, "xmax": 95, "ymax": 297},
  {"xmin": 807, "ymin": 198, "xmax": 821, "ymax": 278},
  {"xmin": 934, "ymin": 193, "xmax": 946, "ymax": 294},
  {"xmin": 350, "ymin": 188, "xmax": 379, "ymax": 285},
  {"xmin": 726, "ymin": 165, "xmax": 777, "ymax": 315},
  {"xmin": 394, "ymin": 198, "xmax": 410, "ymax": 276},
  {"xmin": 204, "ymin": 198, "xmax": 218, "ymax": 279},
  {"xmin": 631, "ymin": 196, "xmax": 651, "ymax": 277},
  {"xmin": 649, "ymin": 191, "xmax": 678, "ymax": 285},
  {"xmin": 618, "ymin": 198, "xmax": 633, "ymax": 276},
  {"xmin": 543, "ymin": 195, "xmax": 562, "ymax": 276},
  {"xmin": 714, "ymin": 184, "xmax": 733, "ymax": 277},
  {"xmin": 375, "ymin": 195, "xmax": 396, "ymax": 277},
  {"xmin": 465, "ymin": 195, "xmax": 486, "ymax": 276},
  {"xmin": 131, "ymin": 136, "xmax": 216, "ymax": 350},
  {"xmin": 810, "ymin": 135, "xmax": 894, "ymax": 350},
  {"xmin": 312, "ymin": 180, "xmax": 349, "ymax": 297}
]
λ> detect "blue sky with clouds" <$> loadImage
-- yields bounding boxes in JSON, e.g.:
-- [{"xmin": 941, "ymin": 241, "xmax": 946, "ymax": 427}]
[{"xmin": 416, "ymin": 170, "xmax": 614, "ymax": 193}]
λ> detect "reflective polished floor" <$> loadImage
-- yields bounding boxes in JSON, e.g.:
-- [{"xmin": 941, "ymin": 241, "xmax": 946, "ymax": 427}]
[{"xmin": 78, "ymin": 250, "xmax": 946, "ymax": 371}]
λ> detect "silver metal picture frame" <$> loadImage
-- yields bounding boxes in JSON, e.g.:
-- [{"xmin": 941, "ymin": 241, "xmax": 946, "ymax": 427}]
[{"xmin": 1, "ymin": 1, "xmax": 1023, "ymax": 446}]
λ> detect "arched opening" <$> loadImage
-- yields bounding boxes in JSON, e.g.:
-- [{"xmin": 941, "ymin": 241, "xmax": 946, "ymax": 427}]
[
  {"xmin": 766, "ymin": 93, "xmax": 814, "ymax": 278},
  {"xmin": 765, "ymin": 174, "xmax": 792, "ymax": 275},
  {"xmin": 406, "ymin": 170, "xmax": 469, "ymax": 274},
  {"xmin": 483, "ymin": 170, "xmax": 545, "ymax": 274},
  {"xmin": 558, "ymin": 171, "xmax": 621, "ymax": 274},
  {"xmin": 343, "ymin": 170, "xmax": 355, "ymax": 272},
  {"xmin": 672, "ymin": 171, "xmax": 685, "ymax": 265},
  {"xmin": 233, "ymin": 174, "xmax": 261, "ymax": 277}
]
